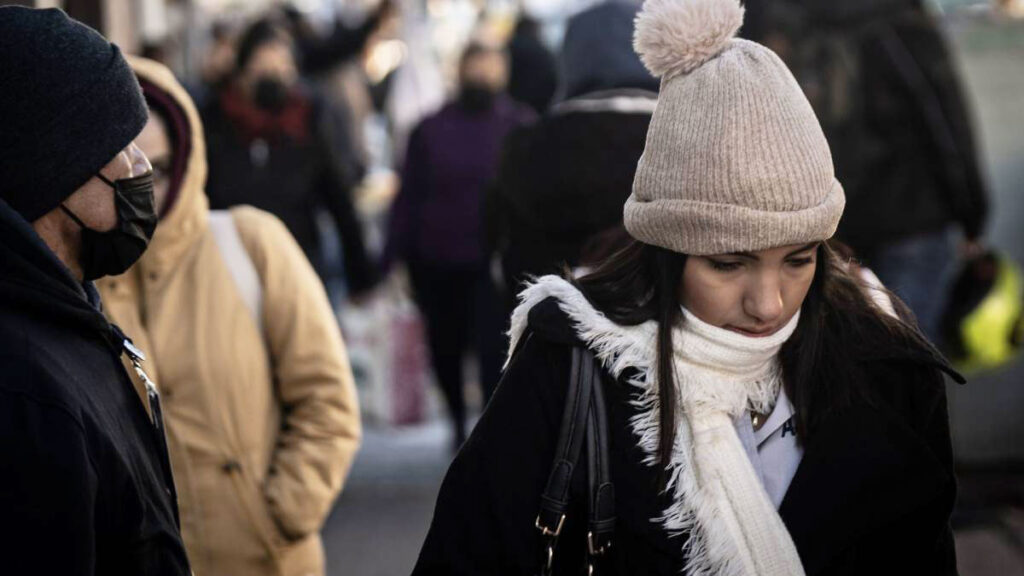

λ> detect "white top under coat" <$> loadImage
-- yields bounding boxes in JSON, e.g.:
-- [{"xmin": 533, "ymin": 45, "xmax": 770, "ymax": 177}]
[{"xmin": 735, "ymin": 387, "xmax": 804, "ymax": 508}]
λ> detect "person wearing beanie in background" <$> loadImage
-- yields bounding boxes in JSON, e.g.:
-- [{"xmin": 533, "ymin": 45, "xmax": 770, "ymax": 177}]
[
  {"xmin": 97, "ymin": 56, "xmax": 362, "ymax": 576},
  {"xmin": 0, "ymin": 7, "xmax": 190, "ymax": 575},
  {"xmin": 489, "ymin": 0, "xmax": 661, "ymax": 318},
  {"xmin": 385, "ymin": 41, "xmax": 534, "ymax": 451},
  {"xmin": 413, "ymin": 1, "xmax": 961, "ymax": 575},
  {"xmin": 202, "ymin": 17, "xmax": 378, "ymax": 296}
]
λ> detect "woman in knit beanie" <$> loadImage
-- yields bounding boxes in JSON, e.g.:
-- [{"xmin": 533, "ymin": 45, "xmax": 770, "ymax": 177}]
[{"xmin": 413, "ymin": 1, "xmax": 961, "ymax": 575}]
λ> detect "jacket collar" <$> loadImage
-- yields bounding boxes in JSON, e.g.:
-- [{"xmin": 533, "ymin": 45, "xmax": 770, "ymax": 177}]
[
  {"xmin": 515, "ymin": 276, "xmax": 957, "ymax": 574},
  {"xmin": 0, "ymin": 198, "xmax": 119, "ymax": 347}
]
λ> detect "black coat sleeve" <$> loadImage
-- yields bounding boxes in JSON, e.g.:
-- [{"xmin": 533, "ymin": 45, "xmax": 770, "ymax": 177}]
[
  {"xmin": 0, "ymin": 373, "xmax": 99, "ymax": 575},
  {"xmin": 884, "ymin": 15, "xmax": 990, "ymax": 240},
  {"xmin": 412, "ymin": 334, "xmax": 572, "ymax": 575},
  {"xmin": 314, "ymin": 99, "xmax": 379, "ymax": 295},
  {"xmin": 880, "ymin": 364, "xmax": 960, "ymax": 576},
  {"xmin": 910, "ymin": 370, "xmax": 959, "ymax": 575}
]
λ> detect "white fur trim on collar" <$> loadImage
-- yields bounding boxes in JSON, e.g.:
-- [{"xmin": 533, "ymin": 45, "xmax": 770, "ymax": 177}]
[{"xmin": 508, "ymin": 275, "xmax": 804, "ymax": 576}]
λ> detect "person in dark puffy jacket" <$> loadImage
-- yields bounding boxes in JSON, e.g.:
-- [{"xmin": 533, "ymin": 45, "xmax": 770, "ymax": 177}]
[
  {"xmin": 743, "ymin": 0, "xmax": 990, "ymax": 342},
  {"xmin": 489, "ymin": 0, "xmax": 660, "ymax": 317}
]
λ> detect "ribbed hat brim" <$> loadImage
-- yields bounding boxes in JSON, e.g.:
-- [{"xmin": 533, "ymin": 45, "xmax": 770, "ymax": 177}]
[{"xmin": 624, "ymin": 178, "xmax": 845, "ymax": 255}]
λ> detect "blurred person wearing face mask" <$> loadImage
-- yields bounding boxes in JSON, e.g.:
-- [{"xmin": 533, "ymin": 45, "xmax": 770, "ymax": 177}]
[
  {"xmin": 202, "ymin": 17, "xmax": 378, "ymax": 297},
  {"xmin": 0, "ymin": 7, "xmax": 190, "ymax": 575},
  {"xmin": 385, "ymin": 42, "xmax": 535, "ymax": 450},
  {"xmin": 97, "ymin": 57, "xmax": 361, "ymax": 576}
]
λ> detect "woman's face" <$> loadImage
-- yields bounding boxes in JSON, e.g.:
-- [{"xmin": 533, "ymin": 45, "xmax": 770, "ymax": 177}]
[{"xmin": 681, "ymin": 242, "xmax": 820, "ymax": 337}]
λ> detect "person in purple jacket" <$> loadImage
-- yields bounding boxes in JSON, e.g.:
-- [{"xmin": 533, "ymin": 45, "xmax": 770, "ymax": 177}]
[{"xmin": 386, "ymin": 41, "xmax": 534, "ymax": 450}]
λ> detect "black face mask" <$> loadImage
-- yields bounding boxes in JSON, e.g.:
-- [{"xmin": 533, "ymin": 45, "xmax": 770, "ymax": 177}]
[
  {"xmin": 60, "ymin": 172, "xmax": 158, "ymax": 281},
  {"xmin": 458, "ymin": 84, "xmax": 497, "ymax": 113},
  {"xmin": 253, "ymin": 76, "xmax": 290, "ymax": 114}
]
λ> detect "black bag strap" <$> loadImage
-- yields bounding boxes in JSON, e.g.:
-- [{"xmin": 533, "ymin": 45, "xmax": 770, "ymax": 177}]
[
  {"xmin": 586, "ymin": 368, "xmax": 615, "ymax": 558},
  {"xmin": 536, "ymin": 347, "xmax": 615, "ymax": 575},
  {"xmin": 536, "ymin": 347, "xmax": 593, "ymax": 538}
]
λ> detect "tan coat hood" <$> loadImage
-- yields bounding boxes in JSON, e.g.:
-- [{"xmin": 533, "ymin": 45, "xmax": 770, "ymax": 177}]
[{"xmin": 128, "ymin": 55, "xmax": 209, "ymax": 274}]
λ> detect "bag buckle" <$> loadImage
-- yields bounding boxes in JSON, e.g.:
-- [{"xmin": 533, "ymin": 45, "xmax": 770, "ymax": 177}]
[
  {"xmin": 588, "ymin": 531, "xmax": 611, "ymax": 556},
  {"xmin": 535, "ymin": 513, "xmax": 566, "ymax": 538}
]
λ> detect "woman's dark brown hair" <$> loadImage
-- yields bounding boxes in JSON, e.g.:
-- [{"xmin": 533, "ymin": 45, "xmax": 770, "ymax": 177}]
[{"xmin": 573, "ymin": 239, "xmax": 940, "ymax": 480}]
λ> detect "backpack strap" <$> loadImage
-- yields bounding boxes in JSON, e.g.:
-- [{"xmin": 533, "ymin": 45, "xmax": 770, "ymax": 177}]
[{"xmin": 208, "ymin": 210, "xmax": 263, "ymax": 330}]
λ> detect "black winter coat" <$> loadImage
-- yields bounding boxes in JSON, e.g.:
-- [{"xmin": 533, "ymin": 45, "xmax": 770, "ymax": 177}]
[
  {"xmin": 203, "ymin": 87, "xmax": 377, "ymax": 293},
  {"xmin": 743, "ymin": 1, "xmax": 988, "ymax": 257},
  {"xmin": 0, "ymin": 200, "xmax": 191, "ymax": 576},
  {"xmin": 413, "ymin": 297, "xmax": 961, "ymax": 575},
  {"xmin": 489, "ymin": 90, "xmax": 656, "ymax": 308}
]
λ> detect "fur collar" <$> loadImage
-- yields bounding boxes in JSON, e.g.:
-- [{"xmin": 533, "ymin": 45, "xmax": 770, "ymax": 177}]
[{"xmin": 509, "ymin": 275, "xmax": 804, "ymax": 576}]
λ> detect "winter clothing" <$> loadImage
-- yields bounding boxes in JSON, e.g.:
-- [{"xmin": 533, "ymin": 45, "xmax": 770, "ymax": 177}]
[
  {"xmin": 507, "ymin": 17, "xmax": 559, "ymax": 115},
  {"xmin": 202, "ymin": 80, "xmax": 377, "ymax": 293},
  {"xmin": 560, "ymin": 0, "xmax": 660, "ymax": 99},
  {"xmin": 388, "ymin": 96, "xmax": 534, "ymax": 267},
  {"xmin": 413, "ymin": 280, "xmax": 961, "ymax": 576},
  {"xmin": 489, "ymin": 0, "xmax": 658, "ymax": 306},
  {"xmin": 735, "ymin": 387, "xmax": 802, "ymax": 508},
  {"xmin": 490, "ymin": 89, "xmax": 656, "ymax": 304},
  {"xmin": 97, "ymin": 58, "xmax": 361, "ymax": 576},
  {"xmin": 742, "ymin": 0, "xmax": 989, "ymax": 255},
  {"xmin": 627, "ymin": 0, "xmax": 845, "ymax": 255},
  {"xmin": 508, "ymin": 277, "xmax": 806, "ymax": 576},
  {"xmin": 0, "ymin": 195, "xmax": 190, "ymax": 576},
  {"xmin": 387, "ymin": 95, "xmax": 532, "ymax": 445},
  {"xmin": 0, "ymin": 6, "xmax": 148, "ymax": 222}
]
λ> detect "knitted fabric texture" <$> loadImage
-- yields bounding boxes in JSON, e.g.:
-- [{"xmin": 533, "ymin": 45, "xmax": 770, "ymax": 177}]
[
  {"xmin": 0, "ymin": 7, "xmax": 147, "ymax": 222},
  {"xmin": 509, "ymin": 275, "xmax": 805, "ymax": 576},
  {"xmin": 625, "ymin": 0, "xmax": 844, "ymax": 255}
]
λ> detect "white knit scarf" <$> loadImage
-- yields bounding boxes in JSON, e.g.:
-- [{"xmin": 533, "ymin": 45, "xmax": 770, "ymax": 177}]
[{"xmin": 508, "ymin": 276, "xmax": 805, "ymax": 576}]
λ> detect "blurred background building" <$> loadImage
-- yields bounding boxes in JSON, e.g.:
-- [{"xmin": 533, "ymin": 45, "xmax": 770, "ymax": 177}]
[{"xmin": 3, "ymin": 0, "xmax": 1023, "ymax": 574}]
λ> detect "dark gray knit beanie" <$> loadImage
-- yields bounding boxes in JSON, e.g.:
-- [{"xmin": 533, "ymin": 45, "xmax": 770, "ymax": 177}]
[{"xmin": 0, "ymin": 7, "xmax": 148, "ymax": 222}]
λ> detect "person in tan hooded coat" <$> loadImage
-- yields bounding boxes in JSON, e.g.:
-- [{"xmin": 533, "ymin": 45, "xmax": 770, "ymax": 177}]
[{"xmin": 97, "ymin": 56, "xmax": 361, "ymax": 576}]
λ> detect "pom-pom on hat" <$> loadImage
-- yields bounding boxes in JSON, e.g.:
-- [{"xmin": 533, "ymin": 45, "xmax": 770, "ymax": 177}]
[{"xmin": 625, "ymin": 0, "xmax": 845, "ymax": 256}]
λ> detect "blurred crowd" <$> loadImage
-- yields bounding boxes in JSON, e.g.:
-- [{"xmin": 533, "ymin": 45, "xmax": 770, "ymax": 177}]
[{"xmin": 2, "ymin": 0, "xmax": 1023, "ymax": 575}]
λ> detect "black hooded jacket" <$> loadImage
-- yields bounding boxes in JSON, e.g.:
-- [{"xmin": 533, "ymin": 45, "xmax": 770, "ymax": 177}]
[
  {"xmin": 743, "ymin": 0, "xmax": 988, "ymax": 257},
  {"xmin": 0, "ymin": 199, "xmax": 191, "ymax": 576},
  {"xmin": 414, "ymin": 294, "xmax": 961, "ymax": 575},
  {"xmin": 488, "ymin": 89, "xmax": 657, "ymax": 314}
]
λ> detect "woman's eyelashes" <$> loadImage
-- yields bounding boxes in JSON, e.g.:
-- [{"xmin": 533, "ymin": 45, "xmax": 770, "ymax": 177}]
[
  {"xmin": 786, "ymin": 256, "xmax": 815, "ymax": 268},
  {"xmin": 705, "ymin": 257, "xmax": 815, "ymax": 273},
  {"xmin": 707, "ymin": 258, "xmax": 742, "ymax": 272}
]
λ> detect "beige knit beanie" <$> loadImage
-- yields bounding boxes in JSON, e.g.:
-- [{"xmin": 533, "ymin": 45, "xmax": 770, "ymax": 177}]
[{"xmin": 624, "ymin": 0, "xmax": 845, "ymax": 255}]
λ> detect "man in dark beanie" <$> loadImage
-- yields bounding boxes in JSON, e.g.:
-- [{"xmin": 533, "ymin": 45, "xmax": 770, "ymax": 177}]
[{"xmin": 0, "ymin": 7, "xmax": 191, "ymax": 575}]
